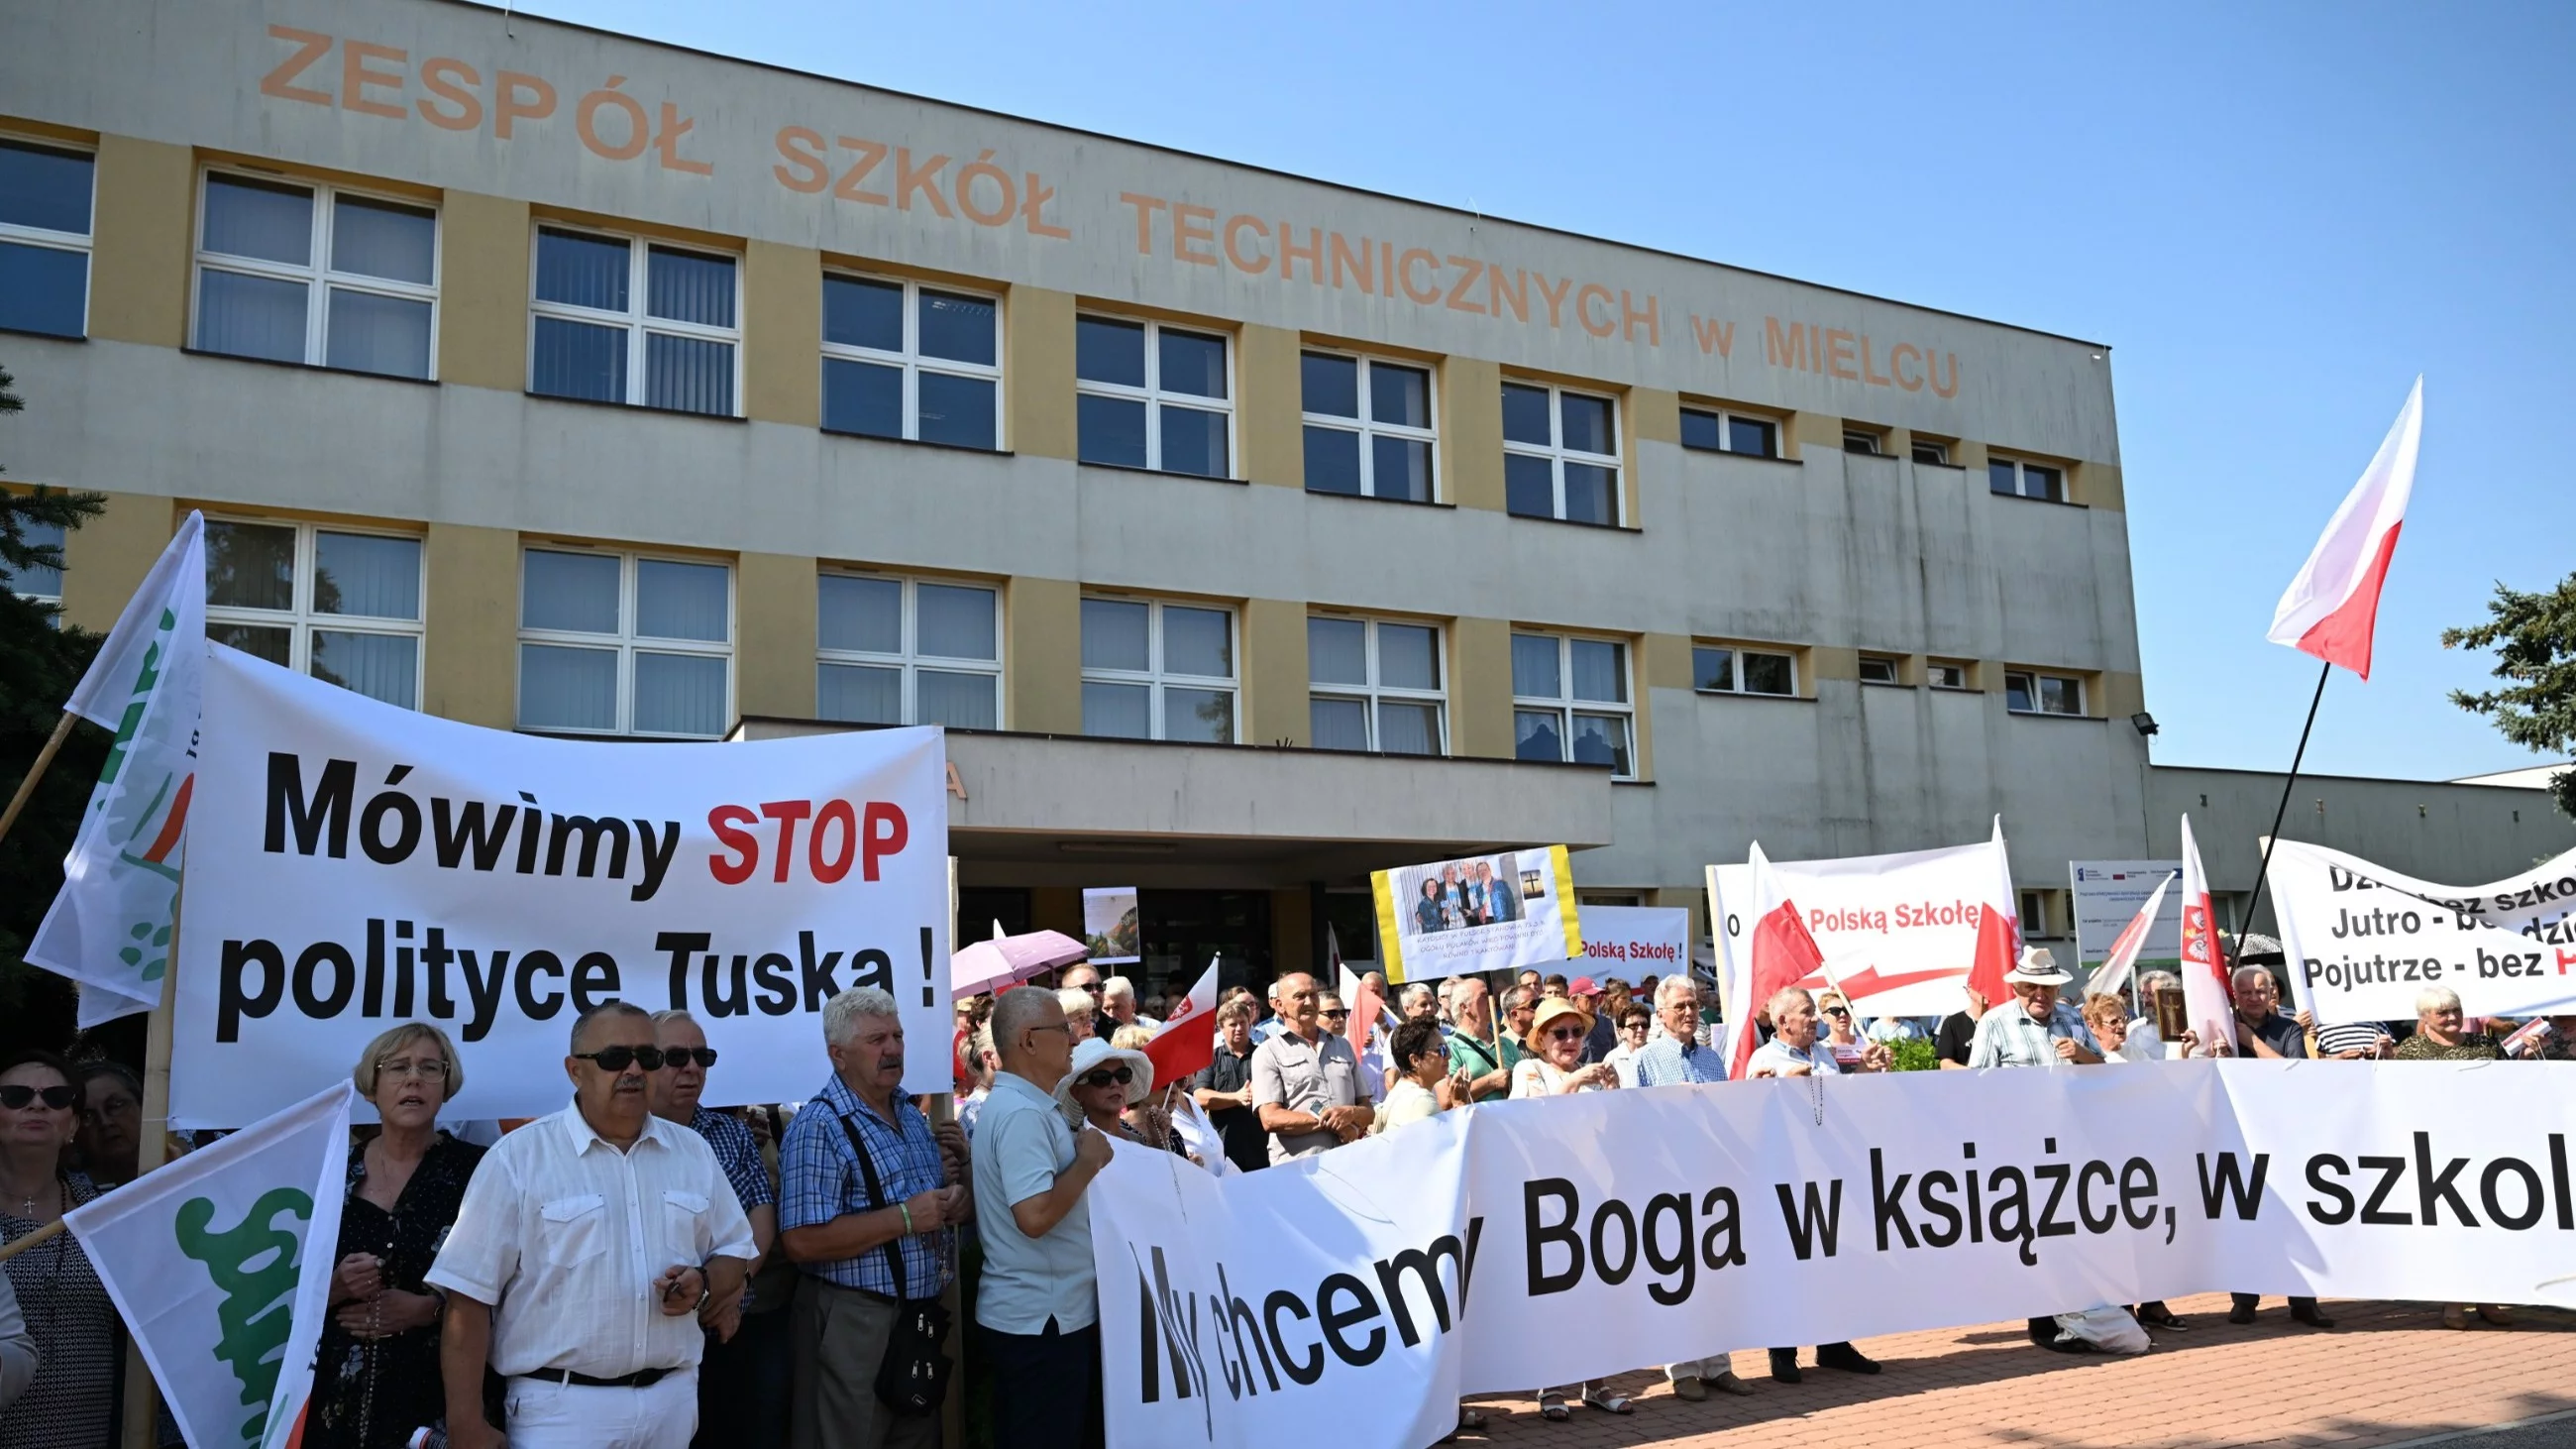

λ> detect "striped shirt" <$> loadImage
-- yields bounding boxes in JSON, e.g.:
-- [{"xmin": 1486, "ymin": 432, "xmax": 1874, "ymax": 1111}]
[
  {"xmin": 2314, "ymin": 1022, "xmax": 2388, "ymax": 1059},
  {"xmin": 779, "ymin": 1073, "xmax": 952, "ymax": 1298}
]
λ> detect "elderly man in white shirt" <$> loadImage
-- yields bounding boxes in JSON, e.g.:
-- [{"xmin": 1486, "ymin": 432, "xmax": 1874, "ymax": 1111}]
[
  {"xmin": 1966, "ymin": 949, "xmax": 2103, "ymax": 1070},
  {"xmin": 430, "ymin": 1001, "xmax": 757, "ymax": 1449},
  {"xmin": 1745, "ymin": 986, "xmax": 1887, "ymax": 1384}
]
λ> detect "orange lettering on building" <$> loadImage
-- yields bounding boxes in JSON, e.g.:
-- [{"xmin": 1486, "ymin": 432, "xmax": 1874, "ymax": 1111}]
[
  {"xmin": 1690, "ymin": 315, "xmax": 1734, "ymax": 357},
  {"xmin": 1889, "ymin": 342, "xmax": 1924, "ymax": 391},
  {"xmin": 833, "ymin": 139, "xmax": 890, "ymax": 204},
  {"xmin": 1223, "ymin": 215, "xmax": 1271, "ymax": 274},
  {"xmin": 1928, "ymin": 352, "xmax": 1960, "ymax": 398},
  {"xmin": 1443, "ymin": 257, "xmax": 1485, "ymax": 313},
  {"xmin": 1330, "ymin": 233, "xmax": 1372, "ymax": 292},
  {"xmin": 1398, "ymin": 248, "xmax": 1440, "ymax": 304},
  {"xmin": 1575, "ymin": 283, "xmax": 1616, "ymax": 339},
  {"xmin": 1764, "ymin": 316, "xmax": 1807, "ymax": 369},
  {"xmin": 1172, "ymin": 203, "xmax": 1218, "ymax": 266},
  {"xmin": 1487, "ymin": 267, "xmax": 1529, "ymax": 323},
  {"xmin": 1619, "ymin": 290, "xmax": 1658, "ymax": 347},
  {"xmin": 493, "ymin": 71, "xmax": 557, "ymax": 138},
  {"xmin": 418, "ymin": 57, "xmax": 483, "ymax": 131},
  {"xmin": 1278, "ymin": 224, "xmax": 1325, "ymax": 284},
  {"xmin": 1118, "ymin": 192, "xmax": 1165, "ymax": 255},
  {"xmin": 341, "ymin": 41, "xmax": 407, "ymax": 118},
  {"xmin": 1860, "ymin": 336, "xmax": 1890, "ymax": 387},
  {"xmin": 1533, "ymin": 273, "xmax": 1572, "ymax": 328},
  {"xmin": 261, "ymin": 26, "xmax": 335, "ymax": 106},
  {"xmin": 1825, "ymin": 328, "xmax": 1859, "ymax": 380}
]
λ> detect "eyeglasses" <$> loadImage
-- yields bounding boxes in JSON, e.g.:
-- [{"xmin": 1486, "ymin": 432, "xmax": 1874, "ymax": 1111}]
[
  {"xmin": 1824, "ymin": 1007, "xmax": 1851, "ymax": 1019},
  {"xmin": 376, "ymin": 1058, "xmax": 450, "ymax": 1081},
  {"xmin": 1026, "ymin": 1023, "xmax": 1071, "ymax": 1038},
  {"xmin": 0, "ymin": 1084, "xmax": 78, "ymax": 1111},
  {"xmin": 1076, "ymin": 982, "xmax": 1105, "ymax": 995},
  {"xmin": 1078, "ymin": 1065, "xmax": 1133, "ymax": 1088},
  {"xmin": 1621, "ymin": 1020, "xmax": 1650, "ymax": 1033},
  {"xmin": 1546, "ymin": 1026, "xmax": 1586, "ymax": 1043},
  {"xmin": 657, "ymin": 1048, "xmax": 719, "ymax": 1069},
  {"xmin": 572, "ymin": 1046, "xmax": 669, "ymax": 1072},
  {"xmin": 1319, "ymin": 1010, "xmax": 1348, "ymax": 1021}
]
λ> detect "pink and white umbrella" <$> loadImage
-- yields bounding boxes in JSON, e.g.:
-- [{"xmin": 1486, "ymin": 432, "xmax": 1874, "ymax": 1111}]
[{"xmin": 950, "ymin": 930, "xmax": 1088, "ymax": 1000}]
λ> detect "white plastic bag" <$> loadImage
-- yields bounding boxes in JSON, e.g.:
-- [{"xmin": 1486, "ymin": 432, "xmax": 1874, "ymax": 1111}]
[{"xmin": 2051, "ymin": 1305, "xmax": 2151, "ymax": 1355}]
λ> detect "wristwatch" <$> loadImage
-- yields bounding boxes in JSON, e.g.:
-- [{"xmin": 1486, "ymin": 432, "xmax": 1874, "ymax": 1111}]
[{"xmin": 691, "ymin": 1266, "xmax": 710, "ymax": 1312}]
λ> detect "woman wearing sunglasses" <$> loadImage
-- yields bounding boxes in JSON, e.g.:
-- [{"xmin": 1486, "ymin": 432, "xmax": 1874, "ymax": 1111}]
[
  {"xmin": 311, "ymin": 1023, "xmax": 486, "ymax": 1449},
  {"xmin": 0, "ymin": 1049, "xmax": 115, "ymax": 1449},
  {"xmin": 1506, "ymin": 1000, "xmax": 1631, "ymax": 1420},
  {"xmin": 1815, "ymin": 992, "xmax": 1869, "ymax": 1071},
  {"xmin": 1055, "ymin": 1038, "xmax": 1171, "ymax": 1155}
]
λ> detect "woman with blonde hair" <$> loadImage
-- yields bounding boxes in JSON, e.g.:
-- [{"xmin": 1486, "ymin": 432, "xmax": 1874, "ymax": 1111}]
[{"xmin": 311, "ymin": 1022, "xmax": 485, "ymax": 1448}]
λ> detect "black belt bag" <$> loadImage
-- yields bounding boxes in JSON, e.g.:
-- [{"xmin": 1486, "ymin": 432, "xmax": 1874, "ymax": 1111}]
[{"xmin": 835, "ymin": 1113, "xmax": 954, "ymax": 1416}]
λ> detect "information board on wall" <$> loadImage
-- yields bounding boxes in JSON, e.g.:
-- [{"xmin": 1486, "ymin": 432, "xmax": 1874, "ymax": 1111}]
[{"xmin": 2071, "ymin": 860, "xmax": 2184, "ymax": 976}]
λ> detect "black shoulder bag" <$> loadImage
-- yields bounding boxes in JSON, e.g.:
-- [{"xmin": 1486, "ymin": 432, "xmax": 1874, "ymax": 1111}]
[{"xmin": 835, "ymin": 1111, "xmax": 955, "ymax": 1416}]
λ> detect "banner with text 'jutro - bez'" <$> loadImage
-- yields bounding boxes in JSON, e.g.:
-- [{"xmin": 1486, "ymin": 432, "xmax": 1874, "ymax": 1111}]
[{"xmin": 172, "ymin": 645, "xmax": 951, "ymax": 1126}]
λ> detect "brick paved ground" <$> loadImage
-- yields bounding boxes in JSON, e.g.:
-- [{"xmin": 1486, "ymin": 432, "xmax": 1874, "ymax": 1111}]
[{"xmin": 1456, "ymin": 1293, "xmax": 2576, "ymax": 1449}]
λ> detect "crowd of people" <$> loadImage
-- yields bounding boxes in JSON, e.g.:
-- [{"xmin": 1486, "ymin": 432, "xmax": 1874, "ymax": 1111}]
[{"xmin": 2, "ymin": 947, "xmax": 2571, "ymax": 1449}]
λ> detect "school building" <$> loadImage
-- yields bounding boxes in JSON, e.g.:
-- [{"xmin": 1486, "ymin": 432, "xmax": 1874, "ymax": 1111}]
[{"xmin": 6, "ymin": 0, "xmax": 2566, "ymax": 1000}]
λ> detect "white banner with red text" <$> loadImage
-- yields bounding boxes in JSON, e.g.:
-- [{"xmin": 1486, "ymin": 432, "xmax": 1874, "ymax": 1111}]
[
  {"xmin": 171, "ymin": 645, "xmax": 951, "ymax": 1125},
  {"xmin": 2273, "ymin": 839, "xmax": 2576, "ymax": 1025},
  {"xmin": 1090, "ymin": 1060, "xmax": 2576, "ymax": 1449},
  {"xmin": 1708, "ymin": 825, "xmax": 2014, "ymax": 1021}
]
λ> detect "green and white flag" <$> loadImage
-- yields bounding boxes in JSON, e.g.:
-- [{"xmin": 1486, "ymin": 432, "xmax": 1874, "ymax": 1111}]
[
  {"xmin": 28, "ymin": 509, "xmax": 204, "ymax": 1026},
  {"xmin": 64, "ymin": 1080, "xmax": 352, "ymax": 1449}
]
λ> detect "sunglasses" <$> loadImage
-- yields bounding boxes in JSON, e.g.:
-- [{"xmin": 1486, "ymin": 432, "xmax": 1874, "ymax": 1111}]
[
  {"xmin": 658, "ymin": 1048, "xmax": 719, "ymax": 1069},
  {"xmin": 1825, "ymin": 1007, "xmax": 1851, "ymax": 1018},
  {"xmin": 1319, "ymin": 1010, "xmax": 1348, "ymax": 1021},
  {"xmin": 1079, "ymin": 1065, "xmax": 1133, "ymax": 1089},
  {"xmin": 0, "ymin": 1084, "xmax": 79, "ymax": 1111},
  {"xmin": 1546, "ymin": 1026, "xmax": 1587, "ymax": 1042},
  {"xmin": 573, "ymin": 1046, "xmax": 672, "ymax": 1072}
]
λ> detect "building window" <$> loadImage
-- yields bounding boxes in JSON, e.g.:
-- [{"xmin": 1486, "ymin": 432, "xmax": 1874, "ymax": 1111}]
[
  {"xmin": 1928, "ymin": 659, "xmax": 1972, "ymax": 690},
  {"xmin": 1988, "ymin": 457, "xmax": 2065, "ymax": 502},
  {"xmin": 821, "ymin": 275, "xmax": 1001, "ymax": 450},
  {"xmin": 1678, "ymin": 406, "xmax": 1777, "ymax": 459},
  {"xmin": 1692, "ymin": 644, "xmax": 1795, "ymax": 698},
  {"xmin": 1501, "ymin": 383, "xmax": 1620, "ymax": 524},
  {"xmin": 1080, "ymin": 597, "xmax": 1235, "ymax": 742},
  {"xmin": 205, "ymin": 519, "xmax": 423, "ymax": 709},
  {"xmin": 1842, "ymin": 428, "xmax": 1883, "ymax": 456},
  {"xmin": 1513, "ymin": 632, "xmax": 1633, "ymax": 776},
  {"xmin": 2004, "ymin": 669, "xmax": 2085, "ymax": 717},
  {"xmin": 2018, "ymin": 889, "xmax": 2051, "ymax": 937},
  {"xmin": 0, "ymin": 140, "xmax": 93, "ymax": 339},
  {"xmin": 1301, "ymin": 353, "xmax": 1435, "ymax": 502},
  {"xmin": 1308, "ymin": 615, "xmax": 1445, "ymax": 755},
  {"xmin": 4, "ymin": 515, "xmax": 64, "ymax": 611},
  {"xmin": 1075, "ymin": 316, "xmax": 1231, "ymax": 478},
  {"xmin": 1858, "ymin": 654, "xmax": 1902, "ymax": 685},
  {"xmin": 192, "ymin": 172, "xmax": 436, "ymax": 379},
  {"xmin": 816, "ymin": 573, "xmax": 1001, "ymax": 729},
  {"xmin": 1911, "ymin": 438, "xmax": 1951, "ymax": 466},
  {"xmin": 519, "ymin": 548, "xmax": 731, "ymax": 736},
  {"xmin": 530, "ymin": 226, "xmax": 738, "ymax": 416}
]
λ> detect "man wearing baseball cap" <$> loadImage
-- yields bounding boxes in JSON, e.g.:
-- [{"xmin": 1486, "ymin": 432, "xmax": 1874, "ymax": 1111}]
[{"xmin": 1568, "ymin": 976, "xmax": 1618, "ymax": 1063}]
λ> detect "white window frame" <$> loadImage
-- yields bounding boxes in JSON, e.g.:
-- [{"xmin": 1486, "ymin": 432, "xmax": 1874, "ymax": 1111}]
[
  {"xmin": 1078, "ymin": 595, "xmax": 1239, "ymax": 742},
  {"xmin": 1910, "ymin": 437, "xmax": 1952, "ymax": 466},
  {"xmin": 6, "ymin": 513, "xmax": 65, "ymax": 612},
  {"xmin": 517, "ymin": 546, "xmax": 734, "ymax": 738},
  {"xmin": 1927, "ymin": 659, "xmax": 1973, "ymax": 690},
  {"xmin": 1299, "ymin": 350, "xmax": 1439, "ymax": 501},
  {"xmin": 1858, "ymin": 653, "xmax": 1903, "ymax": 685},
  {"xmin": 2018, "ymin": 888, "xmax": 2052, "ymax": 937},
  {"xmin": 191, "ymin": 167, "xmax": 440, "ymax": 376},
  {"xmin": 1989, "ymin": 455, "xmax": 2067, "ymax": 502},
  {"xmin": 1501, "ymin": 382, "xmax": 1622, "ymax": 524},
  {"xmin": 2004, "ymin": 669, "xmax": 2086, "ymax": 718},
  {"xmin": 1512, "ymin": 630, "xmax": 1636, "ymax": 779},
  {"xmin": 819, "ymin": 273, "xmax": 1006, "ymax": 448},
  {"xmin": 1074, "ymin": 314, "xmax": 1235, "ymax": 477},
  {"xmin": 1842, "ymin": 427, "xmax": 1884, "ymax": 456},
  {"xmin": 815, "ymin": 571, "xmax": 1005, "ymax": 727},
  {"xmin": 1691, "ymin": 643, "xmax": 1798, "ymax": 698},
  {"xmin": 0, "ymin": 136, "xmax": 94, "ymax": 339},
  {"xmin": 528, "ymin": 223, "xmax": 742, "ymax": 415},
  {"xmin": 204, "ymin": 516, "xmax": 426, "ymax": 709},
  {"xmin": 1306, "ymin": 613, "xmax": 1449, "ymax": 756},
  {"xmin": 1678, "ymin": 405, "xmax": 1778, "ymax": 459}
]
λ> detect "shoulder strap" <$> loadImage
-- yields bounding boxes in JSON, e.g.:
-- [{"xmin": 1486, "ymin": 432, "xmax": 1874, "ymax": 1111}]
[{"xmin": 834, "ymin": 1108, "xmax": 913, "ymax": 1301}]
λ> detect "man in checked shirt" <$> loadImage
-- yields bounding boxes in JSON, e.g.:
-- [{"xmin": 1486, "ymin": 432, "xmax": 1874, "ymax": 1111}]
[{"xmin": 779, "ymin": 987, "xmax": 972, "ymax": 1449}]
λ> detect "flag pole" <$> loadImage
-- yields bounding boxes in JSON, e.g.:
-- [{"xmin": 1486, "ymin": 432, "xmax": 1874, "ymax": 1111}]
[
  {"xmin": 0, "ymin": 710, "xmax": 75, "ymax": 847},
  {"xmin": 2228, "ymin": 658, "xmax": 2333, "ymax": 976},
  {"xmin": 117, "ymin": 897, "xmax": 181, "ymax": 1449}
]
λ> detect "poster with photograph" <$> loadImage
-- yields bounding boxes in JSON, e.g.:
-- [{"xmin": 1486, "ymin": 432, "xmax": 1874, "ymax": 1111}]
[
  {"xmin": 1082, "ymin": 886, "xmax": 1140, "ymax": 963},
  {"xmin": 1370, "ymin": 845, "xmax": 1581, "ymax": 984}
]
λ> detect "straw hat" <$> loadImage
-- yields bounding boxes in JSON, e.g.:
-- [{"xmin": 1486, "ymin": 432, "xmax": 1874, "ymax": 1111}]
[
  {"xmin": 1053, "ymin": 1035, "xmax": 1154, "ymax": 1115},
  {"xmin": 1524, "ymin": 995, "xmax": 1595, "ymax": 1053},
  {"xmin": 2004, "ymin": 946, "xmax": 2073, "ymax": 987}
]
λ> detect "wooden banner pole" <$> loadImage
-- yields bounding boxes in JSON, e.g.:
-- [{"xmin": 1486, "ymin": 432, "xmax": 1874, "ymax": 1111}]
[
  {"xmin": 116, "ymin": 900, "xmax": 181, "ymax": 1449},
  {"xmin": 0, "ymin": 711, "xmax": 75, "ymax": 847}
]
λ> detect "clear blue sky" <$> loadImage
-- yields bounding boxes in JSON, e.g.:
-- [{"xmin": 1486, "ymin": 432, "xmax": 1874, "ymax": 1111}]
[{"xmin": 519, "ymin": 0, "xmax": 2574, "ymax": 783}]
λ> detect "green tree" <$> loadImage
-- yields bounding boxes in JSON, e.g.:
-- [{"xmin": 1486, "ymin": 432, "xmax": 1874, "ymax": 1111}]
[
  {"xmin": 2441, "ymin": 572, "xmax": 2576, "ymax": 820},
  {"xmin": 0, "ymin": 362, "xmax": 113, "ymax": 1054}
]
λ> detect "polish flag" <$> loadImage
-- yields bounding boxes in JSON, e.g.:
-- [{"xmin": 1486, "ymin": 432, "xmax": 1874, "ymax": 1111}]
[
  {"xmin": 1964, "ymin": 816, "xmax": 2020, "ymax": 1012},
  {"xmin": 2176, "ymin": 817, "xmax": 2237, "ymax": 1056},
  {"xmin": 2087, "ymin": 871, "xmax": 2176, "ymax": 999},
  {"xmin": 1727, "ymin": 843, "xmax": 1831, "ymax": 1080},
  {"xmin": 1142, "ymin": 957, "xmax": 1221, "ymax": 1087},
  {"xmin": 2266, "ymin": 378, "xmax": 2423, "ymax": 679}
]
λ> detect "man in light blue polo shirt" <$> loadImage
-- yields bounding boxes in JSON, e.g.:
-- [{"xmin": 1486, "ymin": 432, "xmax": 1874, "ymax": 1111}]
[{"xmin": 971, "ymin": 987, "xmax": 1113, "ymax": 1449}]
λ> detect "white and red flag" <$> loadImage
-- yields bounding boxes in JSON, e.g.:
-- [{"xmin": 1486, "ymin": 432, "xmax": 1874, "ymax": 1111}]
[
  {"xmin": 2267, "ymin": 377, "xmax": 2423, "ymax": 679},
  {"xmin": 1142, "ymin": 955, "xmax": 1220, "ymax": 1087},
  {"xmin": 2176, "ymin": 817, "xmax": 2237, "ymax": 1056},
  {"xmin": 1965, "ymin": 816, "xmax": 2021, "ymax": 1013},
  {"xmin": 2087, "ymin": 871, "xmax": 2176, "ymax": 999},
  {"xmin": 1726, "ymin": 843, "xmax": 1831, "ymax": 1080}
]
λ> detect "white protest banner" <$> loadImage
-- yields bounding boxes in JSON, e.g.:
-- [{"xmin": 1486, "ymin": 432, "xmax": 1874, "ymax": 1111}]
[
  {"xmin": 64, "ymin": 1080, "xmax": 353, "ymax": 1449},
  {"xmin": 1708, "ymin": 823, "xmax": 2015, "ymax": 1020},
  {"xmin": 172, "ymin": 645, "xmax": 950, "ymax": 1126},
  {"xmin": 1369, "ymin": 845, "xmax": 1580, "ymax": 985},
  {"xmin": 1083, "ymin": 885, "xmax": 1140, "ymax": 963},
  {"xmin": 1518, "ymin": 904, "xmax": 1687, "ymax": 983},
  {"xmin": 2070, "ymin": 860, "xmax": 2184, "ymax": 975},
  {"xmin": 29, "ymin": 510, "xmax": 205, "ymax": 1027},
  {"xmin": 1093, "ymin": 1060, "xmax": 2576, "ymax": 1449},
  {"xmin": 2273, "ymin": 839, "xmax": 2576, "ymax": 1023}
]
